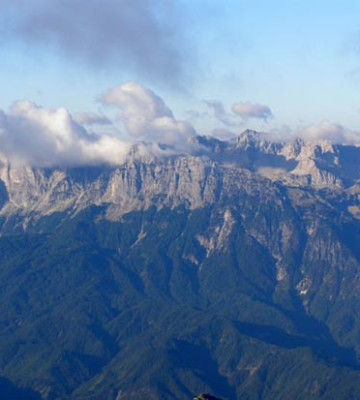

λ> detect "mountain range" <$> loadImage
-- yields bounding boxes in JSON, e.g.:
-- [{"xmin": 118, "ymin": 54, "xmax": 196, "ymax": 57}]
[{"xmin": 1, "ymin": 130, "xmax": 360, "ymax": 399}]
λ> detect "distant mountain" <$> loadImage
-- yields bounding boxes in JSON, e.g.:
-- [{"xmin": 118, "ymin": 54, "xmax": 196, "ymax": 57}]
[
  {"xmin": 1, "ymin": 132, "xmax": 360, "ymax": 399},
  {"xmin": 2, "ymin": 129, "xmax": 360, "ymax": 226}
]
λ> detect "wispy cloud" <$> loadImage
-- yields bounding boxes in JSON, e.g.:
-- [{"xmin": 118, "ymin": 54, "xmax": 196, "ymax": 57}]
[
  {"xmin": 204, "ymin": 98, "xmax": 273, "ymax": 129},
  {"xmin": 204, "ymin": 99, "xmax": 237, "ymax": 127},
  {"xmin": 231, "ymin": 102, "xmax": 273, "ymax": 121}
]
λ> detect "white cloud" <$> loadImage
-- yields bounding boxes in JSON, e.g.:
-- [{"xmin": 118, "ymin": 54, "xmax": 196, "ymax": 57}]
[
  {"xmin": 0, "ymin": 82, "xmax": 197, "ymax": 167},
  {"xmin": 297, "ymin": 120, "xmax": 360, "ymax": 144},
  {"xmin": 0, "ymin": 100, "xmax": 132, "ymax": 167},
  {"xmin": 100, "ymin": 81, "xmax": 196, "ymax": 145},
  {"xmin": 232, "ymin": 101, "xmax": 273, "ymax": 121}
]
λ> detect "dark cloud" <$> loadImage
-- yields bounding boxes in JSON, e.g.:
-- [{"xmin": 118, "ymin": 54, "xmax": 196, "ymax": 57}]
[{"xmin": 3, "ymin": 0, "xmax": 186, "ymax": 83}]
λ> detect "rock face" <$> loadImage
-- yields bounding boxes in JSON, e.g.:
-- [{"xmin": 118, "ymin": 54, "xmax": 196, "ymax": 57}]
[
  {"xmin": 1, "ymin": 131, "xmax": 360, "ymax": 229},
  {"xmin": 1, "ymin": 132, "xmax": 360, "ymax": 399}
]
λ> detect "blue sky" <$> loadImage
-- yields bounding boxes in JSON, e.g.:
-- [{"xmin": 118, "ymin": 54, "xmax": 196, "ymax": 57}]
[{"xmin": 0, "ymin": 0, "xmax": 360, "ymax": 165}]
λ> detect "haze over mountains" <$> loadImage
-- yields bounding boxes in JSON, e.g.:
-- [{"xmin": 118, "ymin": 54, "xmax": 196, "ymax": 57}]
[{"xmin": 1, "ymin": 130, "xmax": 360, "ymax": 398}]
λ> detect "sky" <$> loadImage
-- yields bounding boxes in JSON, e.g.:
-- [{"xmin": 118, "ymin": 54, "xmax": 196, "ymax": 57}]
[{"xmin": 1, "ymin": 0, "xmax": 360, "ymax": 166}]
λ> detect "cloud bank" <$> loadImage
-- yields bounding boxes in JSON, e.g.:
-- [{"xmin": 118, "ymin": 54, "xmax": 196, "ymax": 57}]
[
  {"xmin": 1, "ymin": 81, "xmax": 359, "ymax": 168},
  {"xmin": 2, "ymin": 0, "xmax": 185, "ymax": 83},
  {"xmin": 0, "ymin": 100, "xmax": 132, "ymax": 167},
  {"xmin": 0, "ymin": 82, "xmax": 196, "ymax": 167}
]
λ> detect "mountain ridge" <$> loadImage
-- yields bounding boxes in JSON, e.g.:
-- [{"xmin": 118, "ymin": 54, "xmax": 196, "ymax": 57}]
[
  {"xmin": 1, "ymin": 130, "xmax": 360, "ymax": 231},
  {"xmin": 1, "ymin": 131, "xmax": 360, "ymax": 398}
]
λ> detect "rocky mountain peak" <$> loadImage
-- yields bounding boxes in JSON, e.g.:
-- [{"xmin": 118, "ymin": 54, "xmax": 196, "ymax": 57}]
[
  {"xmin": 234, "ymin": 129, "xmax": 276, "ymax": 152},
  {"xmin": 1, "ymin": 130, "xmax": 360, "ymax": 231}
]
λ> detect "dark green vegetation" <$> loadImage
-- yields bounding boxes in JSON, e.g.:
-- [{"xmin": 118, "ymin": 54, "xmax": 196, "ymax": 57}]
[
  {"xmin": 1, "ymin": 172, "xmax": 360, "ymax": 399},
  {"xmin": 193, "ymin": 394, "xmax": 223, "ymax": 400}
]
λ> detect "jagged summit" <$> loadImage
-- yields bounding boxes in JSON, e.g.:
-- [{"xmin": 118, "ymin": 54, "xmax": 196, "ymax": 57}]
[
  {"xmin": 1, "ymin": 129, "xmax": 360, "ymax": 233},
  {"xmin": 191, "ymin": 131, "xmax": 360, "ymax": 186},
  {"xmin": 235, "ymin": 129, "xmax": 267, "ymax": 144}
]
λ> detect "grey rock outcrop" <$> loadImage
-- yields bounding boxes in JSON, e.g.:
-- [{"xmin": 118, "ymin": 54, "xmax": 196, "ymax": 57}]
[{"xmin": 1, "ymin": 131, "xmax": 360, "ymax": 232}]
